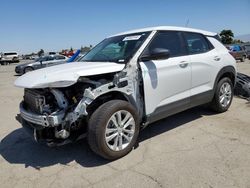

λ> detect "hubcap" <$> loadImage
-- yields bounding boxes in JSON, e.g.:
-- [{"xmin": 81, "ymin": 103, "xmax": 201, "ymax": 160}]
[
  {"xmin": 219, "ymin": 82, "xmax": 232, "ymax": 107},
  {"xmin": 105, "ymin": 110, "xmax": 135, "ymax": 151}
]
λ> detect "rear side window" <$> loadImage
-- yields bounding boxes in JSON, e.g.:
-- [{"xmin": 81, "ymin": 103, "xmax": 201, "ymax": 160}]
[
  {"xmin": 145, "ymin": 31, "xmax": 187, "ymax": 58},
  {"xmin": 4, "ymin": 52, "xmax": 17, "ymax": 56},
  {"xmin": 183, "ymin": 32, "xmax": 211, "ymax": 54}
]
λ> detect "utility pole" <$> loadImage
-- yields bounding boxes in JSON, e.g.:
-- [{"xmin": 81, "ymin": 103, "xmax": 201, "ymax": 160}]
[{"xmin": 185, "ymin": 19, "xmax": 190, "ymax": 27}]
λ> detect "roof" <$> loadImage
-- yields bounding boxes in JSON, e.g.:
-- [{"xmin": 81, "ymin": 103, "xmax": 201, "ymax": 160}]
[{"xmin": 111, "ymin": 26, "xmax": 217, "ymax": 37}]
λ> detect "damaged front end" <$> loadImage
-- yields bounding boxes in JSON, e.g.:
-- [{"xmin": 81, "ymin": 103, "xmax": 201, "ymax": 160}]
[{"xmin": 19, "ymin": 71, "xmax": 135, "ymax": 146}]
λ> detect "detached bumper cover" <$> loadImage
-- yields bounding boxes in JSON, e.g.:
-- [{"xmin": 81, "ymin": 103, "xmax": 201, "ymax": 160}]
[{"xmin": 20, "ymin": 102, "xmax": 64, "ymax": 127}]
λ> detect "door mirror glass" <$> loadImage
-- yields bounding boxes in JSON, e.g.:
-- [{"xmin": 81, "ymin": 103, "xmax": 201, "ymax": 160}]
[{"xmin": 140, "ymin": 48, "xmax": 170, "ymax": 62}]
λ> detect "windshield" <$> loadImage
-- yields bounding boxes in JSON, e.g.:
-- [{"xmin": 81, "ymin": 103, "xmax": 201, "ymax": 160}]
[
  {"xmin": 35, "ymin": 57, "xmax": 46, "ymax": 62},
  {"xmin": 79, "ymin": 32, "xmax": 150, "ymax": 63},
  {"xmin": 35, "ymin": 56, "xmax": 52, "ymax": 62}
]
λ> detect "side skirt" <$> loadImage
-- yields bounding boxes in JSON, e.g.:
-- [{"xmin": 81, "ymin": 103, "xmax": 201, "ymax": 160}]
[{"xmin": 145, "ymin": 90, "xmax": 214, "ymax": 126}]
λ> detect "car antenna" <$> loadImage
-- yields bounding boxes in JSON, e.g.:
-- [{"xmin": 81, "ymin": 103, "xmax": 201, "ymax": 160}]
[{"xmin": 185, "ymin": 19, "xmax": 190, "ymax": 27}]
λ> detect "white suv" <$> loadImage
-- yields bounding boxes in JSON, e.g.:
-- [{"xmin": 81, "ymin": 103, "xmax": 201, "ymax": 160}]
[
  {"xmin": 0, "ymin": 52, "xmax": 19, "ymax": 64},
  {"xmin": 15, "ymin": 26, "xmax": 236, "ymax": 159}
]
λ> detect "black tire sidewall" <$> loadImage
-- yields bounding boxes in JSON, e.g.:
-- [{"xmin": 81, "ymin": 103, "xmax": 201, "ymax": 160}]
[
  {"xmin": 214, "ymin": 77, "xmax": 233, "ymax": 112},
  {"xmin": 88, "ymin": 100, "xmax": 140, "ymax": 160},
  {"xmin": 24, "ymin": 67, "xmax": 33, "ymax": 73}
]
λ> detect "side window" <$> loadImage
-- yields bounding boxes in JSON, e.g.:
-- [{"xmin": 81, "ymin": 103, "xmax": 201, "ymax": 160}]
[
  {"xmin": 184, "ymin": 32, "xmax": 210, "ymax": 54},
  {"xmin": 41, "ymin": 57, "xmax": 48, "ymax": 61},
  {"xmin": 47, "ymin": 56, "xmax": 55, "ymax": 61},
  {"xmin": 55, "ymin": 55, "xmax": 66, "ymax": 60},
  {"xmin": 145, "ymin": 31, "xmax": 186, "ymax": 58}
]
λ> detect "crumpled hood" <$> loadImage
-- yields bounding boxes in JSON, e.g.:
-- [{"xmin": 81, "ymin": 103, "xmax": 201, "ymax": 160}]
[{"xmin": 15, "ymin": 61, "xmax": 125, "ymax": 88}]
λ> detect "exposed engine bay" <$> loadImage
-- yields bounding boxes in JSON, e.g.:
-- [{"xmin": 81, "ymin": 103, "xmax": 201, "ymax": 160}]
[{"xmin": 20, "ymin": 70, "xmax": 143, "ymax": 146}]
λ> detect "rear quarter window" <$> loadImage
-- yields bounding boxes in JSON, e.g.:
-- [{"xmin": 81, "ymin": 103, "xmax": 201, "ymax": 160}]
[{"xmin": 183, "ymin": 32, "xmax": 213, "ymax": 54}]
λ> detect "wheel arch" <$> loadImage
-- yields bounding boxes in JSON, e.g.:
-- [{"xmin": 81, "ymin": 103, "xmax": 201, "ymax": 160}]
[
  {"xmin": 24, "ymin": 66, "xmax": 34, "ymax": 73},
  {"xmin": 214, "ymin": 66, "xmax": 236, "ymax": 90},
  {"xmin": 86, "ymin": 91, "xmax": 138, "ymax": 118}
]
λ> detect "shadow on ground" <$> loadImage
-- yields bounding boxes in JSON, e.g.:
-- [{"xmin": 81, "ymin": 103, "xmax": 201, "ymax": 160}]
[{"xmin": 0, "ymin": 106, "xmax": 215, "ymax": 169}]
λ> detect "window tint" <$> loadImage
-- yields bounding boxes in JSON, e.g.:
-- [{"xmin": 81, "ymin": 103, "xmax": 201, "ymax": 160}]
[
  {"xmin": 4, "ymin": 52, "xmax": 17, "ymax": 56},
  {"xmin": 145, "ymin": 31, "xmax": 186, "ymax": 58},
  {"xmin": 184, "ymin": 32, "xmax": 210, "ymax": 54}
]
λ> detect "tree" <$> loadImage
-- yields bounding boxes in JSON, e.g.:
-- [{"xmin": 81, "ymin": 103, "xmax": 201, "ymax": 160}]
[
  {"xmin": 81, "ymin": 46, "xmax": 91, "ymax": 53},
  {"xmin": 219, "ymin": 30, "xmax": 234, "ymax": 44},
  {"xmin": 38, "ymin": 49, "xmax": 44, "ymax": 57}
]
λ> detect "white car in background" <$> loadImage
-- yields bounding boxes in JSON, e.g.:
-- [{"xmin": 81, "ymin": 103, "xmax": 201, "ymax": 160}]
[
  {"xmin": 0, "ymin": 52, "xmax": 19, "ymax": 64},
  {"xmin": 15, "ymin": 26, "xmax": 236, "ymax": 160}
]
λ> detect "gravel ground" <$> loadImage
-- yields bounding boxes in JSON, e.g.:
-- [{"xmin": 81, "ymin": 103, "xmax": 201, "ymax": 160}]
[{"xmin": 0, "ymin": 60, "xmax": 250, "ymax": 188}]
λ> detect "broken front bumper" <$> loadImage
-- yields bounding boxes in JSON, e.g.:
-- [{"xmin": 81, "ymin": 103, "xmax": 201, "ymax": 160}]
[{"xmin": 19, "ymin": 101, "xmax": 64, "ymax": 127}]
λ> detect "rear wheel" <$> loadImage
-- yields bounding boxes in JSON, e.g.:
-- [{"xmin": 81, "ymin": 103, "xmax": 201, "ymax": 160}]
[
  {"xmin": 88, "ymin": 100, "xmax": 139, "ymax": 160},
  {"xmin": 210, "ymin": 77, "xmax": 233, "ymax": 113},
  {"xmin": 12, "ymin": 57, "xmax": 18, "ymax": 63}
]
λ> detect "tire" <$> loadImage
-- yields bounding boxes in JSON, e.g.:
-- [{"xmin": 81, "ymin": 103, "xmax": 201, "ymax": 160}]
[
  {"xmin": 88, "ymin": 100, "xmax": 140, "ymax": 160},
  {"xmin": 210, "ymin": 77, "xmax": 233, "ymax": 113},
  {"xmin": 12, "ymin": 57, "xmax": 18, "ymax": 63},
  {"xmin": 241, "ymin": 56, "xmax": 245, "ymax": 62},
  {"xmin": 24, "ymin": 67, "xmax": 34, "ymax": 73}
]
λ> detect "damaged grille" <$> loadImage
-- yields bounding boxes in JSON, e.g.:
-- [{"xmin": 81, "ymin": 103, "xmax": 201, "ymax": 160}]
[{"xmin": 24, "ymin": 89, "xmax": 46, "ymax": 114}]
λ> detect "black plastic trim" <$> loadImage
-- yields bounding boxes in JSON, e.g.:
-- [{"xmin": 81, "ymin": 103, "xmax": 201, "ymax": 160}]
[
  {"xmin": 147, "ymin": 89, "xmax": 214, "ymax": 124},
  {"xmin": 213, "ymin": 66, "xmax": 236, "ymax": 89}
]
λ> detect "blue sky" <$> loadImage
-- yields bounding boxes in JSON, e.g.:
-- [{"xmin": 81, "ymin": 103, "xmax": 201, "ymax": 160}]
[{"xmin": 0, "ymin": 0, "xmax": 250, "ymax": 54}]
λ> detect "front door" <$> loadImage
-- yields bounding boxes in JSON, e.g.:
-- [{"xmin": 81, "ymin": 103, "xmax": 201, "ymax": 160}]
[{"xmin": 139, "ymin": 31, "xmax": 191, "ymax": 120}]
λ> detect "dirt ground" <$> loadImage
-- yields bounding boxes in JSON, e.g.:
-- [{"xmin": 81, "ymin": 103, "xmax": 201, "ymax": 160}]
[{"xmin": 0, "ymin": 60, "xmax": 250, "ymax": 188}]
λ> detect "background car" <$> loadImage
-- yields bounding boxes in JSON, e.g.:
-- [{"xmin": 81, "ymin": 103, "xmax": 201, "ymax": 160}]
[
  {"xmin": 227, "ymin": 45, "xmax": 247, "ymax": 62},
  {"xmin": 15, "ymin": 55, "xmax": 68, "ymax": 74},
  {"xmin": 243, "ymin": 44, "xmax": 250, "ymax": 60},
  {"xmin": 0, "ymin": 52, "xmax": 19, "ymax": 64}
]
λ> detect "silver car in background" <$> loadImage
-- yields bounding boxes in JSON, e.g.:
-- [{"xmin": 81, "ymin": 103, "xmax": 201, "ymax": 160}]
[{"xmin": 15, "ymin": 55, "xmax": 68, "ymax": 74}]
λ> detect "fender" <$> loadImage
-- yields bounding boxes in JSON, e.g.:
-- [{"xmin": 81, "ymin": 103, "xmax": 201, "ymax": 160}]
[{"xmin": 213, "ymin": 65, "xmax": 236, "ymax": 91}]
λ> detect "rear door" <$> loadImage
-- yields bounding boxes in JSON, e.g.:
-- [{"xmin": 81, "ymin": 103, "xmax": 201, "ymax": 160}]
[
  {"xmin": 183, "ymin": 32, "xmax": 220, "ymax": 98},
  {"xmin": 139, "ymin": 31, "xmax": 191, "ymax": 117}
]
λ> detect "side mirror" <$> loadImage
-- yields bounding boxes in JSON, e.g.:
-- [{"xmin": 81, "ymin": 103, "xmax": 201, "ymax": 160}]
[{"xmin": 140, "ymin": 48, "xmax": 170, "ymax": 62}]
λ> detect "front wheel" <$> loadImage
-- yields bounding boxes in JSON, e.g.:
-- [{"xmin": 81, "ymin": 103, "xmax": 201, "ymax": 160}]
[
  {"xmin": 24, "ymin": 67, "xmax": 34, "ymax": 73},
  {"xmin": 87, "ymin": 100, "xmax": 140, "ymax": 160},
  {"xmin": 210, "ymin": 77, "xmax": 233, "ymax": 113}
]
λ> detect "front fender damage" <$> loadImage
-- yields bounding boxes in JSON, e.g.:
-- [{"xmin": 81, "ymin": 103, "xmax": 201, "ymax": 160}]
[{"xmin": 64, "ymin": 72, "xmax": 134, "ymax": 126}]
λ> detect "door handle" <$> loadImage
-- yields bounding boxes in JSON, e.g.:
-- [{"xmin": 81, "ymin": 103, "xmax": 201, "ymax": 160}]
[
  {"xmin": 179, "ymin": 61, "xmax": 188, "ymax": 68},
  {"xmin": 214, "ymin": 56, "xmax": 221, "ymax": 61}
]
